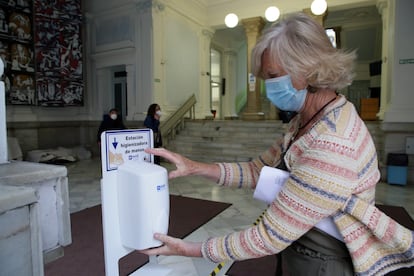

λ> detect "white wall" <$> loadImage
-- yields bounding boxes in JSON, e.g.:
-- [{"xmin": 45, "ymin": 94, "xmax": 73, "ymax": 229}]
[
  {"xmin": 384, "ymin": 0, "xmax": 414, "ymax": 122},
  {"xmin": 164, "ymin": 16, "xmax": 199, "ymax": 106},
  {"xmin": 152, "ymin": 2, "xmax": 212, "ymax": 119}
]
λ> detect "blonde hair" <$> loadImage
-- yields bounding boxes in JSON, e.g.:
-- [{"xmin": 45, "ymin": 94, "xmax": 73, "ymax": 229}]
[{"xmin": 251, "ymin": 12, "xmax": 356, "ymax": 91}]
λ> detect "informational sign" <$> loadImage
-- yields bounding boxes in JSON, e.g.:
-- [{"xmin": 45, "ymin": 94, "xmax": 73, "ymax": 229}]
[
  {"xmin": 248, "ymin": 73, "xmax": 256, "ymax": 92},
  {"xmin": 101, "ymin": 128, "xmax": 154, "ymax": 172},
  {"xmin": 399, "ymin": 58, "xmax": 414, "ymax": 64}
]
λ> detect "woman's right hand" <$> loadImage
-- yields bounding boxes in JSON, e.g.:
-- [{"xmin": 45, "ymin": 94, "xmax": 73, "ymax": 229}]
[
  {"xmin": 145, "ymin": 148, "xmax": 197, "ymax": 179},
  {"xmin": 144, "ymin": 148, "xmax": 221, "ymax": 182}
]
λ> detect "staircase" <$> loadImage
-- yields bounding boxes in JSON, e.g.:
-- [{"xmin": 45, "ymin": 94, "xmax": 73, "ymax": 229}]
[
  {"xmin": 166, "ymin": 120, "xmax": 287, "ymax": 163},
  {"xmin": 166, "ymin": 119, "xmax": 385, "ymax": 166}
]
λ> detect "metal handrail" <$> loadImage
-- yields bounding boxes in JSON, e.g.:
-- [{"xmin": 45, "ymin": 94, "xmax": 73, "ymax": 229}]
[{"xmin": 160, "ymin": 94, "xmax": 196, "ymax": 146}]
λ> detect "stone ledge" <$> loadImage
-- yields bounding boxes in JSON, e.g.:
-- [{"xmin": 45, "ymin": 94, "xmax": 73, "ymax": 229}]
[
  {"xmin": 0, "ymin": 161, "xmax": 67, "ymax": 185},
  {"xmin": 0, "ymin": 184, "xmax": 37, "ymax": 214}
]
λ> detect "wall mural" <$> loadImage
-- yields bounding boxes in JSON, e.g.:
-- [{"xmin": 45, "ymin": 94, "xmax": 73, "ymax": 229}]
[
  {"xmin": 34, "ymin": 0, "xmax": 83, "ymax": 106},
  {"xmin": 0, "ymin": 0, "xmax": 35, "ymax": 105},
  {"xmin": 0, "ymin": 0, "xmax": 83, "ymax": 106}
]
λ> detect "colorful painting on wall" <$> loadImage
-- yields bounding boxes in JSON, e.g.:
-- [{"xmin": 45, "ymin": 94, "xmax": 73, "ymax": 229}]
[
  {"xmin": 0, "ymin": 0, "xmax": 35, "ymax": 105},
  {"xmin": 0, "ymin": 0, "xmax": 83, "ymax": 106},
  {"xmin": 34, "ymin": 0, "xmax": 83, "ymax": 106}
]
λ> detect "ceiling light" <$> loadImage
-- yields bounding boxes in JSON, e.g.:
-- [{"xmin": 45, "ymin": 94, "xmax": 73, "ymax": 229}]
[
  {"xmin": 311, "ymin": 0, "xmax": 328, "ymax": 15},
  {"xmin": 265, "ymin": 6, "xmax": 280, "ymax": 22},
  {"xmin": 224, "ymin": 13, "xmax": 238, "ymax": 28}
]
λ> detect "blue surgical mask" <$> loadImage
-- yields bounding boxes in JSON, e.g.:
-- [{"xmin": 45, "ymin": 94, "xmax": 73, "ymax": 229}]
[{"xmin": 265, "ymin": 75, "xmax": 307, "ymax": 112}]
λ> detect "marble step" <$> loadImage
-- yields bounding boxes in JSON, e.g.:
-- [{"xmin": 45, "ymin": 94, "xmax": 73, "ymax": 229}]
[{"xmin": 168, "ymin": 120, "xmax": 286, "ymax": 162}]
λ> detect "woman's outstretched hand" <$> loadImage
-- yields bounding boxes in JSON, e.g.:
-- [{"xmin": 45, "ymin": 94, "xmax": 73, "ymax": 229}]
[
  {"xmin": 145, "ymin": 147, "xmax": 221, "ymax": 182},
  {"xmin": 139, "ymin": 233, "xmax": 203, "ymax": 258},
  {"xmin": 145, "ymin": 148, "xmax": 196, "ymax": 178}
]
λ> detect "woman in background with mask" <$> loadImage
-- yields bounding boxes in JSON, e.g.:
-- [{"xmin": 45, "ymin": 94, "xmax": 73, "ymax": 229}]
[
  {"xmin": 141, "ymin": 13, "xmax": 414, "ymax": 275},
  {"xmin": 97, "ymin": 108, "xmax": 126, "ymax": 146},
  {"xmin": 144, "ymin": 103, "xmax": 163, "ymax": 164}
]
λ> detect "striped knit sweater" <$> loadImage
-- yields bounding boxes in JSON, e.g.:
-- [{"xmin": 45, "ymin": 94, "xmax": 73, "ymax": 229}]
[{"xmin": 201, "ymin": 95, "xmax": 414, "ymax": 275}]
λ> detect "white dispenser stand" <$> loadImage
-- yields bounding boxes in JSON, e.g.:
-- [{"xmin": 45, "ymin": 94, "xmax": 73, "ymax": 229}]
[{"xmin": 100, "ymin": 129, "xmax": 172, "ymax": 276}]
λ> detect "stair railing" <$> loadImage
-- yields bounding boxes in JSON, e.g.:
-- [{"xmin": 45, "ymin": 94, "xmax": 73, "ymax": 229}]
[{"xmin": 160, "ymin": 94, "xmax": 196, "ymax": 146}]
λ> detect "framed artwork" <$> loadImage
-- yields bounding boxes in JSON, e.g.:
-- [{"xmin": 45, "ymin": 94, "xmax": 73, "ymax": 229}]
[
  {"xmin": 0, "ymin": 0, "xmax": 36, "ymax": 105},
  {"xmin": 34, "ymin": 0, "xmax": 83, "ymax": 107},
  {"xmin": 0, "ymin": 0, "xmax": 83, "ymax": 106}
]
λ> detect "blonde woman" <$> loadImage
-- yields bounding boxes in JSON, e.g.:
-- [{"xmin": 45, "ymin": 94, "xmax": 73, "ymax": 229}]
[{"xmin": 142, "ymin": 13, "xmax": 414, "ymax": 275}]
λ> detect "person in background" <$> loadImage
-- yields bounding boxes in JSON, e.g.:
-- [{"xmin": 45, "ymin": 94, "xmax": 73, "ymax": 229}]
[
  {"xmin": 141, "ymin": 12, "xmax": 414, "ymax": 275},
  {"xmin": 97, "ymin": 108, "xmax": 126, "ymax": 145},
  {"xmin": 144, "ymin": 103, "xmax": 162, "ymax": 165}
]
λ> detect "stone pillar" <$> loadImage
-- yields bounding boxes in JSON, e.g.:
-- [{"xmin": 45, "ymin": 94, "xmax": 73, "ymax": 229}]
[
  {"xmin": 0, "ymin": 58, "xmax": 7, "ymax": 163},
  {"xmin": 376, "ymin": 0, "xmax": 391, "ymax": 120},
  {"xmin": 137, "ymin": 0, "xmax": 155, "ymax": 118},
  {"xmin": 242, "ymin": 17, "xmax": 265, "ymax": 121}
]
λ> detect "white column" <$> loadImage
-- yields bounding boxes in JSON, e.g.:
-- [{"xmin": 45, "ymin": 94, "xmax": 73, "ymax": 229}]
[
  {"xmin": 0, "ymin": 58, "xmax": 7, "ymax": 163},
  {"xmin": 222, "ymin": 49, "xmax": 237, "ymax": 118},
  {"xmin": 376, "ymin": 0, "xmax": 392, "ymax": 120},
  {"xmin": 84, "ymin": 12, "xmax": 97, "ymax": 119},
  {"xmin": 242, "ymin": 17, "xmax": 265, "ymax": 120},
  {"xmin": 136, "ymin": 0, "xmax": 155, "ymax": 119}
]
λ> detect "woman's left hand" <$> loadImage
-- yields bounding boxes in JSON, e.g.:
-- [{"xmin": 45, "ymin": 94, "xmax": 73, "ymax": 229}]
[{"xmin": 139, "ymin": 233, "xmax": 203, "ymax": 257}]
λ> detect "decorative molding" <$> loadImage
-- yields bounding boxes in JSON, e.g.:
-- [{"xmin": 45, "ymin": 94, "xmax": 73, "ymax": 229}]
[
  {"xmin": 202, "ymin": 29, "xmax": 214, "ymax": 39},
  {"xmin": 376, "ymin": 0, "xmax": 388, "ymax": 15},
  {"xmin": 241, "ymin": 17, "xmax": 265, "ymax": 35},
  {"xmin": 154, "ymin": 0, "xmax": 165, "ymax": 12},
  {"xmin": 223, "ymin": 49, "xmax": 237, "ymax": 56},
  {"xmin": 91, "ymin": 47, "xmax": 135, "ymax": 60},
  {"xmin": 135, "ymin": 0, "xmax": 151, "ymax": 11},
  {"xmin": 135, "ymin": 0, "xmax": 165, "ymax": 13},
  {"xmin": 90, "ymin": 47, "xmax": 136, "ymax": 69}
]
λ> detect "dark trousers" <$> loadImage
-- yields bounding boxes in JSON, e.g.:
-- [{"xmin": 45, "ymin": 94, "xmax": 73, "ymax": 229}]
[{"xmin": 278, "ymin": 228, "xmax": 354, "ymax": 276}]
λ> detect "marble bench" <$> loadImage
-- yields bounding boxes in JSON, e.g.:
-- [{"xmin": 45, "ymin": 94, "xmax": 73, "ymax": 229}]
[
  {"xmin": 0, "ymin": 184, "xmax": 43, "ymax": 275},
  {"xmin": 0, "ymin": 161, "xmax": 72, "ymax": 264}
]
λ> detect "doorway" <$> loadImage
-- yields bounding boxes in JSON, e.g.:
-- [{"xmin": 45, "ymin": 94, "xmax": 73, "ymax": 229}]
[{"xmin": 112, "ymin": 68, "xmax": 127, "ymax": 120}]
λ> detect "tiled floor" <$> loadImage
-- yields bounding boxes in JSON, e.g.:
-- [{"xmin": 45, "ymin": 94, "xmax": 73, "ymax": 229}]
[{"xmin": 64, "ymin": 157, "xmax": 414, "ymax": 275}]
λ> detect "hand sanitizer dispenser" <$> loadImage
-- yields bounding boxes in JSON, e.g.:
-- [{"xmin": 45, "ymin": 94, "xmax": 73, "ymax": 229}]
[{"xmin": 117, "ymin": 161, "xmax": 169, "ymax": 250}]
